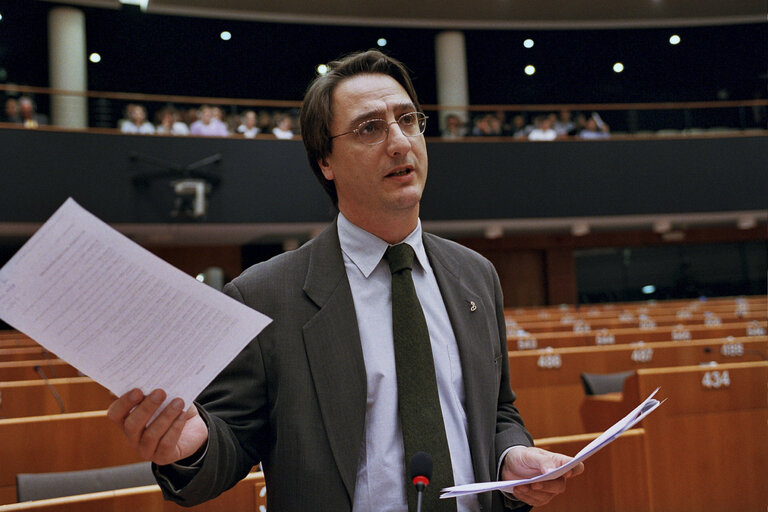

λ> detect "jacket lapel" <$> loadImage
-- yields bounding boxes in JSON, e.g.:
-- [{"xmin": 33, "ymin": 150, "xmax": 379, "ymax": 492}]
[
  {"xmin": 424, "ymin": 235, "xmax": 498, "ymax": 509},
  {"xmin": 301, "ymin": 222, "xmax": 367, "ymax": 503}
]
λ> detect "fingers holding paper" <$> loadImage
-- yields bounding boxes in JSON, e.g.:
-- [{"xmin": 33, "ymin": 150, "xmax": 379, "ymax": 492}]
[
  {"xmin": 501, "ymin": 446, "xmax": 584, "ymax": 507},
  {"xmin": 107, "ymin": 388, "xmax": 209, "ymax": 466}
]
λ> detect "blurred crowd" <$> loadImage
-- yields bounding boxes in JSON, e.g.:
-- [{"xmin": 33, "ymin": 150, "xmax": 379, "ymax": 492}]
[
  {"xmin": 2, "ymin": 96, "xmax": 49, "ymax": 128},
  {"xmin": 441, "ymin": 110, "xmax": 610, "ymax": 140},
  {"xmin": 118, "ymin": 103, "xmax": 299, "ymax": 139}
]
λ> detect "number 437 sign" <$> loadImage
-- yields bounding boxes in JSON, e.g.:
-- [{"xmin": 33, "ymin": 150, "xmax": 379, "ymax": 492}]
[{"xmin": 701, "ymin": 370, "xmax": 731, "ymax": 389}]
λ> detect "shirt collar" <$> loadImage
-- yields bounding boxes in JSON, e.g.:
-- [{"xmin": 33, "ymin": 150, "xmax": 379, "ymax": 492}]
[{"xmin": 337, "ymin": 213, "xmax": 427, "ymax": 278}]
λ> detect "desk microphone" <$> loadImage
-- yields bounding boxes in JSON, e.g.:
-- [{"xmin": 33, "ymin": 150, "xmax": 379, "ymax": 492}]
[{"xmin": 410, "ymin": 451, "xmax": 432, "ymax": 512}]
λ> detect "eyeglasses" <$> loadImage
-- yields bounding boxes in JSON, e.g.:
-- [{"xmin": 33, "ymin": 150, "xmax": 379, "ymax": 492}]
[{"xmin": 330, "ymin": 112, "xmax": 428, "ymax": 146}]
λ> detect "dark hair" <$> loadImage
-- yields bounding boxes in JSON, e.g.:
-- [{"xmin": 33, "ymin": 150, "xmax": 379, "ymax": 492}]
[{"xmin": 299, "ymin": 49, "xmax": 420, "ymax": 207}]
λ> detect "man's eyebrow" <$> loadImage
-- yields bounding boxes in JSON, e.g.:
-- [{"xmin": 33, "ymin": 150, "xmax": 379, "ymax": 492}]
[{"xmin": 347, "ymin": 102, "xmax": 417, "ymax": 129}]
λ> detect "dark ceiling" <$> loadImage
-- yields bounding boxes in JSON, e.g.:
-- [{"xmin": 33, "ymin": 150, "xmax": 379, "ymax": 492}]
[{"xmin": 43, "ymin": 0, "xmax": 768, "ymax": 29}]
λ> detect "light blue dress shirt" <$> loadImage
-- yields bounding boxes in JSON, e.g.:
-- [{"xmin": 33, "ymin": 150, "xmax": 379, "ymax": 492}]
[{"xmin": 337, "ymin": 213, "xmax": 480, "ymax": 512}]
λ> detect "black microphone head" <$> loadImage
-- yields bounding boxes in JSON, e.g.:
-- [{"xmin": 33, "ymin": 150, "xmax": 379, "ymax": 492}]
[{"xmin": 410, "ymin": 451, "xmax": 433, "ymax": 482}]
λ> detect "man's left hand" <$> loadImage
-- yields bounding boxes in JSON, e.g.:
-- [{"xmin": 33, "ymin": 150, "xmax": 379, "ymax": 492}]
[{"xmin": 501, "ymin": 446, "xmax": 584, "ymax": 507}]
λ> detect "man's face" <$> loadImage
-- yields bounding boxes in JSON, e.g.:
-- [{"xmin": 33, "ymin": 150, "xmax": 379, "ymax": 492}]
[{"xmin": 319, "ymin": 74, "xmax": 428, "ymax": 227}]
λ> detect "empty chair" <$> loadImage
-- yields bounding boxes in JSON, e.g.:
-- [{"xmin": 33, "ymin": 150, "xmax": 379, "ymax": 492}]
[
  {"xmin": 580, "ymin": 370, "xmax": 635, "ymax": 395},
  {"xmin": 16, "ymin": 462, "xmax": 155, "ymax": 502}
]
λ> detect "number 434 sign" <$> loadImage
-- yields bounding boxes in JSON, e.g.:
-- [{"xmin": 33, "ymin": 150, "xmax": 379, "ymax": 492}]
[{"xmin": 701, "ymin": 370, "xmax": 731, "ymax": 389}]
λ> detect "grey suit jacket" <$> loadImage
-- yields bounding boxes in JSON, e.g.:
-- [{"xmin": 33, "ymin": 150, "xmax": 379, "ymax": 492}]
[{"xmin": 157, "ymin": 220, "xmax": 532, "ymax": 511}]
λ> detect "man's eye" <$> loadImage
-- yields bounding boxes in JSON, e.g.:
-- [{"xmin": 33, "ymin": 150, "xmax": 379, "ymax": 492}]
[
  {"xmin": 359, "ymin": 122, "xmax": 378, "ymax": 135},
  {"xmin": 400, "ymin": 114, "xmax": 416, "ymax": 126}
]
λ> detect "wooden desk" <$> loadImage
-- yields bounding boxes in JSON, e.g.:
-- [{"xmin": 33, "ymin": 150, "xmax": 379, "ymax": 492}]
[
  {"xmin": 0, "ymin": 471, "xmax": 266, "ymax": 511},
  {"xmin": 0, "ymin": 377, "xmax": 114, "ymax": 418},
  {"xmin": 0, "ymin": 411, "xmax": 142, "ymax": 504},
  {"xmin": 0, "ymin": 348, "xmax": 49, "ymax": 363},
  {"xmin": 508, "ymin": 336, "xmax": 767, "ymax": 438},
  {"xmin": 0, "ymin": 360, "xmax": 80, "ymax": 382},
  {"xmin": 617, "ymin": 362, "xmax": 767, "ymax": 511},
  {"xmin": 535, "ymin": 429, "xmax": 650, "ymax": 512},
  {"xmin": 507, "ymin": 320, "xmax": 767, "ymax": 351}
]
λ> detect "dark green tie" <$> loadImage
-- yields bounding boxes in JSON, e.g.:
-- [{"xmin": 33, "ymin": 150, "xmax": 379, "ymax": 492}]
[{"xmin": 385, "ymin": 243, "xmax": 455, "ymax": 512}]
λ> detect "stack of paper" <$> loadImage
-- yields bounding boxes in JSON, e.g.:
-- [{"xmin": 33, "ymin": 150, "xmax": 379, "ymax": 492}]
[{"xmin": 441, "ymin": 389, "xmax": 664, "ymax": 499}]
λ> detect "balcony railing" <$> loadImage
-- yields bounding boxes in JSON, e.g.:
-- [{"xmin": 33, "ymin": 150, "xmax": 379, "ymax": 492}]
[{"xmin": 2, "ymin": 84, "xmax": 767, "ymax": 140}]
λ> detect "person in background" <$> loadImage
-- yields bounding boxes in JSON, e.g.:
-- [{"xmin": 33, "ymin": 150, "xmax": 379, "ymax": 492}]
[
  {"xmin": 527, "ymin": 115, "xmax": 557, "ymax": 141},
  {"xmin": 554, "ymin": 109, "xmax": 576, "ymax": 136},
  {"xmin": 511, "ymin": 114, "xmax": 531, "ymax": 138},
  {"xmin": 3, "ymin": 98, "xmax": 21, "ymax": 123},
  {"xmin": 441, "ymin": 113, "xmax": 468, "ymax": 138},
  {"xmin": 271, "ymin": 113, "xmax": 295, "ymax": 139},
  {"xmin": 579, "ymin": 112, "xmax": 610, "ymax": 139},
  {"xmin": 190, "ymin": 105, "xmax": 229, "ymax": 137},
  {"xmin": 156, "ymin": 107, "xmax": 190, "ymax": 136},
  {"xmin": 237, "ymin": 110, "xmax": 260, "ymax": 138},
  {"xmin": 120, "ymin": 103, "xmax": 155, "ymax": 134},
  {"xmin": 18, "ymin": 96, "xmax": 48, "ymax": 128}
]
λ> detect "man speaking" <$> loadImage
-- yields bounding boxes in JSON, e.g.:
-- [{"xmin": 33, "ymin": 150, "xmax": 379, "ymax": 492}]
[{"xmin": 108, "ymin": 49, "xmax": 583, "ymax": 511}]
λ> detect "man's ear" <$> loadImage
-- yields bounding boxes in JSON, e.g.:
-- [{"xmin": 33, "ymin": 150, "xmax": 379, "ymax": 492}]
[{"xmin": 318, "ymin": 157, "xmax": 334, "ymax": 180}]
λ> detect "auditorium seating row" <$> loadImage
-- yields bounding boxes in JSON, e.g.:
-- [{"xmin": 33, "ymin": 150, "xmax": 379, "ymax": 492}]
[
  {"xmin": 1, "ymin": 295, "xmax": 765, "ymax": 510},
  {"xmin": 1, "ymin": 361, "xmax": 764, "ymax": 511},
  {"xmin": 504, "ymin": 295, "xmax": 765, "ymax": 321}
]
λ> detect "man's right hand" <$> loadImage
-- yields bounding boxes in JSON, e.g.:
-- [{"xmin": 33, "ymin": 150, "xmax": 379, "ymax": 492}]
[{"xmin": 107, "ymin": 388, "xmax": 209, "ymax": 466}]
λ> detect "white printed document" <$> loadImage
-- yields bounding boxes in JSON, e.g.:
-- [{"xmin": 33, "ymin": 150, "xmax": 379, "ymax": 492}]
[
  {"xmin": 441, "ymin": 388, "xmax": 664, "ymax": 499},
  {"xmin": 0, "ymin": 198, "xmax": 272, "ymax": 415}
]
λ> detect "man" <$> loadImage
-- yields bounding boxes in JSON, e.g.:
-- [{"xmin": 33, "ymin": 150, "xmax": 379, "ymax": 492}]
[{"xmin": 108, "ymin": 50, "xmax": 582, "ymax": 511}]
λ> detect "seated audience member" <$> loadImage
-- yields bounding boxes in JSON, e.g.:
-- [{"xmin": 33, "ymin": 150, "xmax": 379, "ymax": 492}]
[
  {"xmin": 257, "ymin": 110, "xmax": 273, "ymax": 133},
  {"xmin": 528, "ymin": 115, "xmax": 557, "ymax": 141},
  {"xmin": 155, "ymin": 107, "xmax": 189, "ymax": 135},
  {"xmin": 271, "ymin": 113, "xmax": 295, "ymax": 139},
  {"xmin": 554, "ymin": 109, "xmax": 576, "ymax": 136},
  {"xmin": 18, "ymin": 96, "xmax": 48, "ymax": 128},
  {"xmin": 471, "ymin": 113, "xmax": 499, "ymax": 136},
  {"xmin": 493, "ymin": 110, "xmax": 513, "ymax": 135},
  {"xmin": 441, "ymin": 113, "xmax": 467, "ymax": 138},
  {"xmin": 511, "ymin": 113, "xmax": 531, "ymax": 138},
  {"xmin": 579, "ymin": 112, "xmax": 611, "ymax": 139},
  {"xmin": 190, "ymin": 105, "xmax": 230, "ymax": 137},
  {"xmin": 3, "ymin": 98, "xmax": 22, "ymax": 123},
  {"xmin": 237, "ymin": 110, "xmax": 260, "ymax": 138},
  {"xmin": 120, "ymin": 103, "xmax": 155, "ymax": 134}
]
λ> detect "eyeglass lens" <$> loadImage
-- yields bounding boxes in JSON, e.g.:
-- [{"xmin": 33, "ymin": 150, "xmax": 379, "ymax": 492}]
[{"xmin": 358, "ymin": 113, "xmax": 426, "ymax": 144}]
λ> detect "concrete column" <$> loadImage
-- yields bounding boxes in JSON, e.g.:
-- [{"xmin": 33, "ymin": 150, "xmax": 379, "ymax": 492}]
[
  {"xmin": 48, "ymin": 7, "xmax": 88, "ymax": 128},
  {"xmin": 435, "ymin": 31, "xmax": 469, "ymax": 133}
]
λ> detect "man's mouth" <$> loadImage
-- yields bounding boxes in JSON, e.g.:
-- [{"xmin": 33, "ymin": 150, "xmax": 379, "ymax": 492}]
[{"xmin": 386, "ymin": 166, "xmax": 413, "ymax": 177}]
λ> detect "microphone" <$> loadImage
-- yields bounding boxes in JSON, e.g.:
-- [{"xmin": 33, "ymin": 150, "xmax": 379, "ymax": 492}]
[{"xmin": 410, "ymin": 451, "xmax": 432, "ymax": 512}]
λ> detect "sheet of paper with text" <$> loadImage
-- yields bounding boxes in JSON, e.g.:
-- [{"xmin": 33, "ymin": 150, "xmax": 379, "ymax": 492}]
[{"xmin": 0, "ymin": 198, "xmax": 271, "ymax": 416}]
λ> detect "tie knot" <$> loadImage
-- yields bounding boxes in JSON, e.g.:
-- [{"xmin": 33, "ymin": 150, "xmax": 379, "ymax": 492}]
[{"xmin": 384, "ymin": 243, "xmax": 415, "ymax": 274}]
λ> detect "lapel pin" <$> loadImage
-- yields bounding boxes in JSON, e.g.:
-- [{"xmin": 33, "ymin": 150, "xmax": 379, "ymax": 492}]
[{"xmin": 469, "ymin": 300, "xmax": 477, "ymax": 312}]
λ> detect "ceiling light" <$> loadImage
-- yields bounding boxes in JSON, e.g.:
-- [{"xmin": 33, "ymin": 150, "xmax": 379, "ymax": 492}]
[
  {"xmin": 642, "ymin": 285, "xmax": 656, "ymax": 295},
  {"xmin": 523, "ymin": 39, "xmax": 534, "ymax": 49},
  {"xmin": 220, "ymin": 31, "xmax": 231, "ymax": 41},
  {"xmin": 89, "ymin": 53, "xmax": 101, "ymax": 63},
  {"xmin": 524, "ymin": 65, "xmax": 536, "ymax": 76},
  {"xmin": 316, "ymin": 64, "xmax": 329, "ymax": 76},
  {"xmin": 377, "ymin": 38, "xmax": 387, "ymax": 47},
  {"xmin": 669, "ymin": 34, "xmax": 681, "ymax": 45},
  {"xmin": 613, "ymin": 62, "xmax": 624, "ymax": 73}
]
